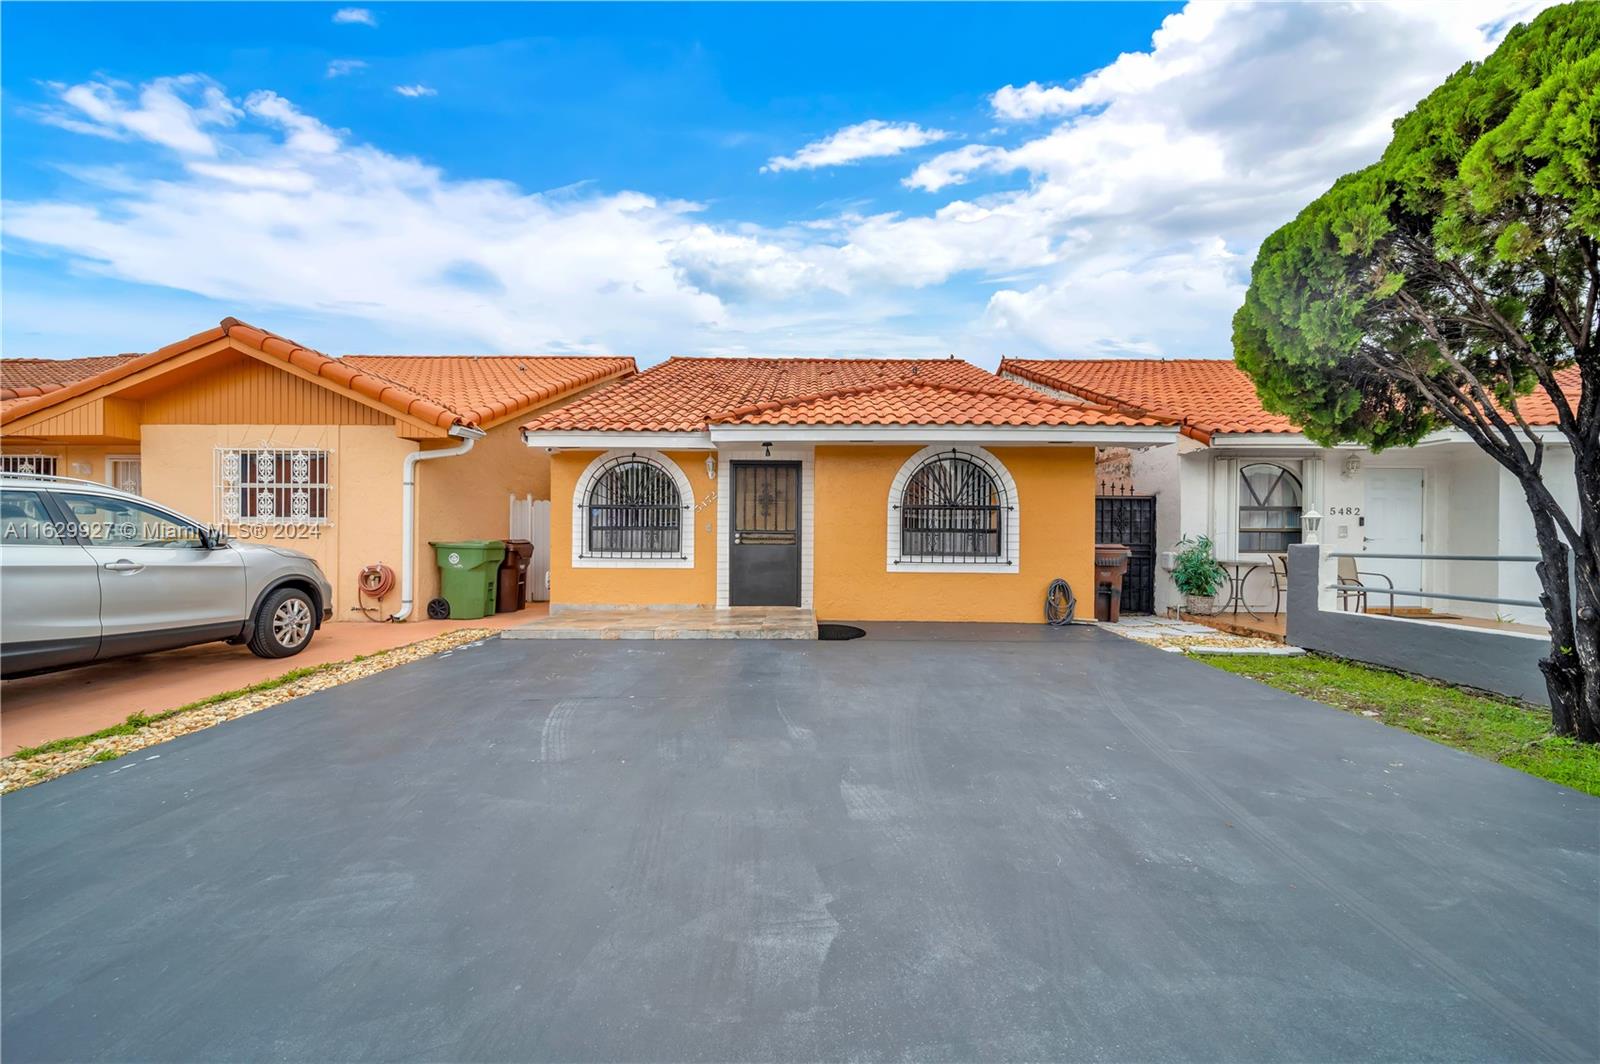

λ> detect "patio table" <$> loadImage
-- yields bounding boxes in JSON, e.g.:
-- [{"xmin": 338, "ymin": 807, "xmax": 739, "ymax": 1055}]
[{"xmin": 1214, "ymin": 559, "xmax": 1266, "ymax": 620}]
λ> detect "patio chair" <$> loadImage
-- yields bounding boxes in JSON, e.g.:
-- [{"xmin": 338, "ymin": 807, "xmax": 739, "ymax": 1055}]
[
  {"xmin": 1336, "ymin": 555, "xmax": 1396, "ymax": 614},
  {"xmin": 1268, "ymin": 553, "xmax": 1289, "ymax": 616}
]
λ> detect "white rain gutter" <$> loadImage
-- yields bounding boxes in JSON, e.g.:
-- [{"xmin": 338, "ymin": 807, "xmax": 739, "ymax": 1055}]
[{"xmin": 392, "ymin": 423, "xmax": 487, "ymax": 622}]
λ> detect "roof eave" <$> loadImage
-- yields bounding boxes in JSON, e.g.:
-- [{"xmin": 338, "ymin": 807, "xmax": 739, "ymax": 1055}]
[{"xmin": 708, "ymin": 423, "xmax": 1180, "ymax": 446}]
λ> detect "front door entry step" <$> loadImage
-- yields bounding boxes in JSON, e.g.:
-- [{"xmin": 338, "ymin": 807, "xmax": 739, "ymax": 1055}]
[{"xmin": 503, "ymin": 607, "xmax": 817, "ymax": 640}]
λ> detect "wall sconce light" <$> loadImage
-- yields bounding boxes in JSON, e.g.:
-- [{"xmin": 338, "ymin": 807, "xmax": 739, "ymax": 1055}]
[
  {"xmin": 762, "ymin": 441, "xmax": 772, "ymax": 457},
  {"xmin": 1342, "ymin": 453, "xmax": 1362, "ymax": 480},
  {"xmin": 1302, "ymin": 509, "xmax": 1322, "ymax": 545},
  {"xmin": 705, "ymin": 455, "xmax": 717, "ymax": 481}
]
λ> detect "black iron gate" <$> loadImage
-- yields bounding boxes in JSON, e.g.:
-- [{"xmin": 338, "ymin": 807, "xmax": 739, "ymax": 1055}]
[{"xmin": 1095, "ymin": 492, "xmax": 1157, "ymax": 614}]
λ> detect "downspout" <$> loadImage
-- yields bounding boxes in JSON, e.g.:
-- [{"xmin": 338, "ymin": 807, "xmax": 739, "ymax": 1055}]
[{"xmin": 392, "ymin": 423, "xmax": 487, "ymax": 622}]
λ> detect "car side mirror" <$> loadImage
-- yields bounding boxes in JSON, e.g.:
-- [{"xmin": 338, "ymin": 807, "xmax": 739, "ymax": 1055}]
[{"xmin": 201, "ymin": 527, "xmax": 229, "ymax": 549}]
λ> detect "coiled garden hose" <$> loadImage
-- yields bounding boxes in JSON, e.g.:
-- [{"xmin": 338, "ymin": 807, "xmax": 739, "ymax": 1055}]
[{"xmin": 1045, "ymin": 578, "xmax": 1077, "ymax": 626}]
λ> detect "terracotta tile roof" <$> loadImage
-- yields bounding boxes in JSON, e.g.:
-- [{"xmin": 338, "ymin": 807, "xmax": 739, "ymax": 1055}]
[
  {"xmin": 1002, "ymin": 358, "xmax": 1294, "ymax": 437},
  {"xmin": 0, "ymin": 319, "xmax": 634, "ymax": 430},
  {"xmin": 1001, "ymin": 358, "xmax": 1585, "ymax": 437},
  {"xmin": 1, "ymin": 355, "xmax": 141, "ymax": 409},
  {"xmin": 523, "ymin": 356, "xmax": 1169, "ymax": 433},
  {"xmin": 715, "ymin": 378, "xmax": 1167, "ymax": 428},
  {"xmin": 1512, "ymin": 366, "xmax": 1583, "ymax": 427},
  {"xmin": 342, "ymin": 355, "xmax": 635, "ymax": 428}
]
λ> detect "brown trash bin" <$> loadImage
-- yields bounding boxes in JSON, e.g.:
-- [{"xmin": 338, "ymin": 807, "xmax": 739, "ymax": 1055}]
[
  {"xmin": 496, "ymin": 539, "xmax": 536, "ymax": 613},
  {"xmin": 1093, "ymin": 543, "xmax": 1132, "ymax": 622}
]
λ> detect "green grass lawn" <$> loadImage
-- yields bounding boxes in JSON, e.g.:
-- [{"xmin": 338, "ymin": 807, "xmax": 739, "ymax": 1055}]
[{"xmin": 1195, "ymin": 652, "xmax": 1600, "ymax": 797}]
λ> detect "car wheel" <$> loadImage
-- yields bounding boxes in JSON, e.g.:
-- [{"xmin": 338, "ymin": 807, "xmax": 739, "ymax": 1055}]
[{"xmin": 248, "ymin": 587, "xmax": 317, "ymax": 659}]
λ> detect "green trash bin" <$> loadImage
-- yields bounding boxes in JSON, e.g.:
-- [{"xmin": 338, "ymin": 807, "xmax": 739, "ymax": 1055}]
[{"xmin": 429, "ymin": 540, "xmax": 507, "ymax": 620}]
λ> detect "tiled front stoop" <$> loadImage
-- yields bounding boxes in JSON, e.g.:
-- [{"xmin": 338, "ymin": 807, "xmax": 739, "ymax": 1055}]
[{"xmin": 503, "ymin": 607, "xmax": 818, "ymax": 640}]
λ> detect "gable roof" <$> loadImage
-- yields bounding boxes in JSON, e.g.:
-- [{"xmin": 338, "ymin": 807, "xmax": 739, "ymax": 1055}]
[
  {"xmin": 1, "ymin": 355, "xmax": 142, "ymax": 410},
  {"xmin": 1001, "ymin": 357, "xmax": 1584, "ymax": 439},
  {"xmin": 0, "ymin": 319, "xmax": 635, "ymax": 431},
  {"xmin": 522, "ymin": 355, "xmax": 1166, "ymax": 435}
]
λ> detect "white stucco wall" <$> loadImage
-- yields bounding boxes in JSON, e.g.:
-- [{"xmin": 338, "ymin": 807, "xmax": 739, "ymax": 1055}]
[{"xmin": 1124, "ymin": 434, "xmax": 1566, "ymax": 626}]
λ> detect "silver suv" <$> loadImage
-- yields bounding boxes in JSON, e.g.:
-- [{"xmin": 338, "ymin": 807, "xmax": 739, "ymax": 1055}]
[{"xmin": 0, "ymin": 474, "xmax": 334, "ymax": 677}]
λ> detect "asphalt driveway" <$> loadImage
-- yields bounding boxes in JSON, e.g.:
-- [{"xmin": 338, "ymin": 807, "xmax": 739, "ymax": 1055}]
[{"xmin": 3, "ymin": 625, "xmax": 1596, "ymax": 1061}]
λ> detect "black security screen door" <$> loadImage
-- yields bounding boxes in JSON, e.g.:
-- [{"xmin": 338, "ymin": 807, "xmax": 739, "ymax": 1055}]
[
  {"xmin": 729, "ymin": 462, "xmax": 801, "ymax": 607},
  {"xmin": 1095, "ymin": 493, "xmax": 1157, "ymax": 614}
]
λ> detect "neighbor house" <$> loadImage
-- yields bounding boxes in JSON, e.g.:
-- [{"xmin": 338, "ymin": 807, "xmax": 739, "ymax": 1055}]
[
  {"xmin": 1001, "ymin": 357, "xmax": 1582, "ymax": 627},
  {"xmin": 520, "ymin": 356, "xmax": 1177, "ymax": 622},
  {"xmin": 1, "ymin": 320, "xmax": 634, "ymax": 619}
]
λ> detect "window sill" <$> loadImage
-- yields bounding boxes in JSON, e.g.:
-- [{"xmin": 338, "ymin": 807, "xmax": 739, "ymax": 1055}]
[
  {"xmin": 889, "ymin": 560, "xmax": 1019, "ymax": 574},
  {"xmin": 573, "ymin": 554, "xmax": 694, "ymax": 570}
]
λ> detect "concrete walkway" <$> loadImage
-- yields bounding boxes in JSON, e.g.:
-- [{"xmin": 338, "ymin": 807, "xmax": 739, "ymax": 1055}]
[
  {"xmin": 504, "ymin": 605, "xmax": 817, "ymax": 640},
  {"xmin": 0, "ymin": 609, "xmax": 541, "ymax": 754},
  {"xmin": 2, "ymin": 624, "xmax": 1593, "ymax": 1061}
]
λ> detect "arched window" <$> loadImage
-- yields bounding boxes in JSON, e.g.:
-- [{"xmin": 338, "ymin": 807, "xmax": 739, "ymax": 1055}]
[
  {"xmin": 1238, "ymin": 463, "xmax": 1302, "ymax": 553},
  {"xmin": 583, "ymin": 454, "xmax": 684, "ymax": 558},
  {"xmin": 894, "ymin": 448, "xmax": 1014, "ymax": 565}
]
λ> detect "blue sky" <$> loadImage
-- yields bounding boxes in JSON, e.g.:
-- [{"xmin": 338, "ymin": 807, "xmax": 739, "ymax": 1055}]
[{"xmin": 1, "ymin": 1, "xmax": 1551, "ymax": 365}]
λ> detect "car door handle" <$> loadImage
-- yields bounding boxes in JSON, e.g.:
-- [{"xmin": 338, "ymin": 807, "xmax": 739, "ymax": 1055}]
[{"xmin": 103, "ymin": 560, "xmax": 144, "ymax": 573}]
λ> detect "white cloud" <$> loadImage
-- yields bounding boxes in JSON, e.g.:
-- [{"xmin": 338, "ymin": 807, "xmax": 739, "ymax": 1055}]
[
  {"xmin": 333, "ymin": 7, "xmax": 376, "ymax": 26},
  {"xmin": 34, "ymin": 75, "xmax": 239, "ymax": 156},
  {"xmin": 6, "ymin": 1, "xmax": 1557, "ymax": 361},
  {"xmin": 326, "ymin": 59, "xmax": 368, "ymax": 78},
  {"xmin": 903, "ymin": 145, "xmax": 1005, "ymax": 193},
  {"xmin": 763, "ymin": 120, "xmax": 949, "ymax": 173},
  {"xmin": 393, "ymin": 84, "xmax": 438, "ymax": 98}
]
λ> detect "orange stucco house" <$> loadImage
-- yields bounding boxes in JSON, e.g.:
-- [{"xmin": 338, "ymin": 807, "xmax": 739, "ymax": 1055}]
[
  {"xmin": 520, "ymin": 357, "xmax": 1178, "ymax": 622},
  {"xmin": 1, "ymin": 320, "xmax": 634, "ymax": 620}
]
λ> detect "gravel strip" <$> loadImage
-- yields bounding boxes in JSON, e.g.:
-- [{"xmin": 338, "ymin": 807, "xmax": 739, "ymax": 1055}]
[
  {"xmin": 1102, "ymin": 625, "xmax": 1288, "ymax": 654},
  {"xmin": 2, "ymin": 628, "xmax": 496, "ymax": 794}
]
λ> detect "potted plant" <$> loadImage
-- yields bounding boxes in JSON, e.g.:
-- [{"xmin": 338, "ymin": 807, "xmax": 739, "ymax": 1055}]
[{"xmin": 1171, "ymin": 535, "xmax": 1227, "ymax": 616}]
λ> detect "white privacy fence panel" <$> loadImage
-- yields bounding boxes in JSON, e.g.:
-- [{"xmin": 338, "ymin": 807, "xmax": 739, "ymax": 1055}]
[{"xmin": 509, "ymin": 494, "xmax": 551, "ymax": 601}]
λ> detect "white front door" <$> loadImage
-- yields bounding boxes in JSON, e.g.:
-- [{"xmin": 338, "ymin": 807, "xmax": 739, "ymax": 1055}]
[{"xmin": 1363, "ymin": 468, "xmax": 1424, "ymax": 605}]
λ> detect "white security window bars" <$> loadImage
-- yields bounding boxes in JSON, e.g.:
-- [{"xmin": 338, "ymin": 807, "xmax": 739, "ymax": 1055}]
[
  {"xmin": 0, "ymin": 454, "xmax": 58, "ymax": 477},
  {"xmin": 583, "ymin": 454, "xmax": 685, "ymax": 558},
  {"xmin": 1239, "ymin": 462, "xmax": 1302, "ymax": 554},
  {"xmin": 896, "ymin": 449, "xmax": 1011, "ymax": 564},
  {"xmin": 216, "ymin": 448, "xmax": 331, "ymax": 525}
]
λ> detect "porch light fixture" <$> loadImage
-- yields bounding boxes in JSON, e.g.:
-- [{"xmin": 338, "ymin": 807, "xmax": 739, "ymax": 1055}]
[
  {"xmin": 705, "ymin": 455, "xmax": 717, "ymax": 481},
  {"xmin": 1302, "ymin": 510, "xmax": 1322, "ymax": 544},
  {"xmin": 1342, "ymin": 453, "xmax": 1362, "ymax": 479},
  {"xmin": 762, "ymin": 441, "xmax": 772, "ymax": 457}
]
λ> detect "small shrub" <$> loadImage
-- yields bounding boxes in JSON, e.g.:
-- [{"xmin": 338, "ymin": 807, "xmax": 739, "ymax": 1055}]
[{"xmin": 1172, "ymin": 535, "xmax": 1228, "ymax": 599}]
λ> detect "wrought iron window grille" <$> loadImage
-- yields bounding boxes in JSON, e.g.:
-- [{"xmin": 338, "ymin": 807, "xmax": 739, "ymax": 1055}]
[
  {"xmin": 894, "ymin": 448, "xmax": 1013, "ymax": 564},
  {"xmin": 581, "ymin": 452, "xmax": 687, "ymax": 560},
  {"xmin": 215, "ymin": 448, "xmax": 331, "ymax": 526}
]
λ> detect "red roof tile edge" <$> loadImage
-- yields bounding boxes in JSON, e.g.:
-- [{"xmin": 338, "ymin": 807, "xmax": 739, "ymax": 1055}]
[{"xmin": 0, "ymin": 319, "xmax": 634, "ymax": 429}]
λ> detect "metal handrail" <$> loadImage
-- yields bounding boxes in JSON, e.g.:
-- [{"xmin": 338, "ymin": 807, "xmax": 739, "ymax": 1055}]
[{"xmin": 1321, "ymin": 584, "xmax": 1541, "ymax": 609}]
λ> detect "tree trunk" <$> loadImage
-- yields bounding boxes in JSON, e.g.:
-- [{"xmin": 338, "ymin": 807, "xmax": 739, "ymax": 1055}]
[{"xmin": 1521, "ymin": 474, "xmax": 1599, "ymax": 740}]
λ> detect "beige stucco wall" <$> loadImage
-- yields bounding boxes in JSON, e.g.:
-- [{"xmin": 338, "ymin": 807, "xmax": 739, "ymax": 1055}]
[
  {"xmin": 413, "ymin": 419, "xmax": 552, "ymax": 610},
  {"xmin": 140, "ymin": 424, "xmax": 413, "ymax": 619},
  {"xmin": 10, "ymin": 421, "xmax": 559, "ymax": 623},
  {"xmin": 0, "ymin": 443, "xmax": 135, "ymax": 485}
]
